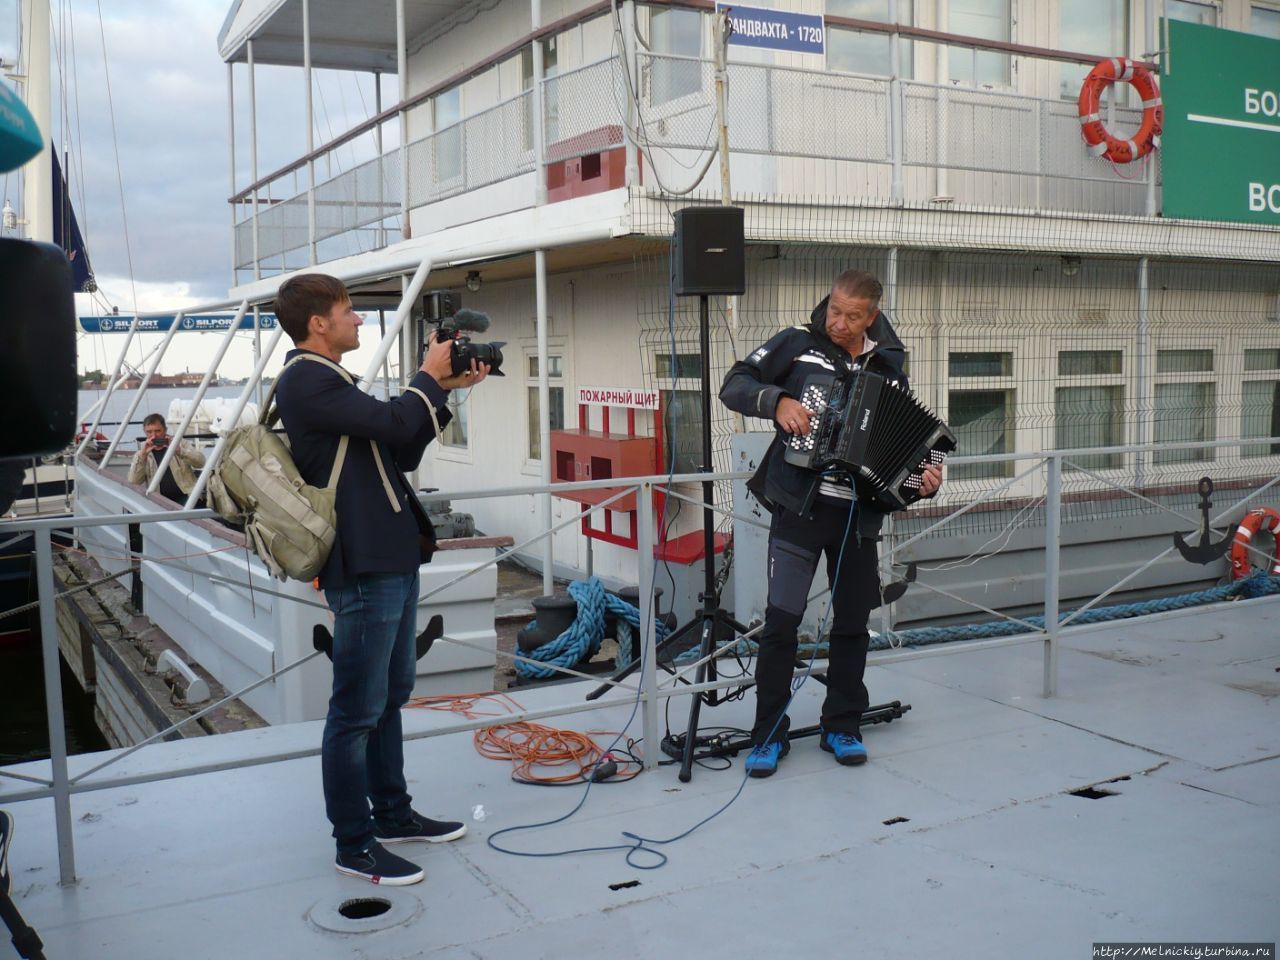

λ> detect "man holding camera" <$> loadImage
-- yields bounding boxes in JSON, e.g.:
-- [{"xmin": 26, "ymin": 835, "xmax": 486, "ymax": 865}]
[
  {"xmin": 127, "ymin": 413, "xmax": 206, "ymax": 502},
  {"xmin": 272, "ymin": 273, "xmax": 489, "ymax": 886}
]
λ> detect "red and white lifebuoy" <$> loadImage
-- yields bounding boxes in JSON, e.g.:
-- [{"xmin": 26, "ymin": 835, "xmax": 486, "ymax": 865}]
[
  {"xmin": 1078, "ymin": 57, "xmax": 1163, "ymax": 164},
  {"xmin": 1229, "ymin": 507, "xmax": 1280, "ymax": 580}
]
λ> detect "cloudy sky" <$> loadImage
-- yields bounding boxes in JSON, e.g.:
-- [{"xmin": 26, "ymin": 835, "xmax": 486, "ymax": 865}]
[{"xmin": 1, "ymin": 0, "xmax": 388, "ymax": 376}]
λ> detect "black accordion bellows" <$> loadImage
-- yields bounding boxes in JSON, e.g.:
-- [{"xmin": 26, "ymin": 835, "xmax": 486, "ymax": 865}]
[{"xmin": 783, "ymin": 370, "xmax": 956, "ymax": 510}]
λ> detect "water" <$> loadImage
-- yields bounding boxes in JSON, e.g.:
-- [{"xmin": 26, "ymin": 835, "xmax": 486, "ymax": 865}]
[
  {"xmin": 0, "ymin": 387, "xmax": 246, "ymax": 765},
  {"xmin": 0, "ymin": 636, "xmax": 109, "ymax": 764},
  {"xmin": 78, "ymin": 385, "xmax": 251, "ymax": 443}
]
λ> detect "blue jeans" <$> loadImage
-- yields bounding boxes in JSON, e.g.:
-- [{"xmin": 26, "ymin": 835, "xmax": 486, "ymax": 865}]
[{"xmin": 322, "ymin": 572, "xmax": 419, "ymax": 854}]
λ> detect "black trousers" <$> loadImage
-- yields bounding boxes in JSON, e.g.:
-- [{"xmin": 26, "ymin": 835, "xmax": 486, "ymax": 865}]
[{"xmin": 752, "ymin": 499, "xmax": 881, "ymax": 745}]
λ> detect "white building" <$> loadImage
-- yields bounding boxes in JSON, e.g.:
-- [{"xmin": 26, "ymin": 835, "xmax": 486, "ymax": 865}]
[{"xmin": 218, "ymin": 0, "xmax": 1280, "ymax": 620}]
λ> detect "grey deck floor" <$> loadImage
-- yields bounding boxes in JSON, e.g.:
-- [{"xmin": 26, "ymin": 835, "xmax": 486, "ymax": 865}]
[{"xmin": 4, "ymin": 598, "xmax": 1278, "ymax": 959}]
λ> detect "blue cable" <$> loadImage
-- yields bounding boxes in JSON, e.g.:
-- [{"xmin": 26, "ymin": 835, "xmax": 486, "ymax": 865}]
[
  {"xmin": 486, "ymin": 235, "xmax": 688, "ymax": 868},
  {"xmin": 613, "ymin": 486, "xmax": 859, "ymax": 863}
]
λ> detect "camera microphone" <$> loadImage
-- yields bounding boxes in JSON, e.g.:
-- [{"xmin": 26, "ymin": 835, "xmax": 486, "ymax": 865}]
[{"xmin": 449, "ymin": 308, "xmax": 491, "ymax": 333}]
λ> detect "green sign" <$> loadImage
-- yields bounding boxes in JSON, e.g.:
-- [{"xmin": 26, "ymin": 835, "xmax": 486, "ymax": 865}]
[{"xmin": 1161, "ymin": 19, "xmax": 1280, "ymax": 225}]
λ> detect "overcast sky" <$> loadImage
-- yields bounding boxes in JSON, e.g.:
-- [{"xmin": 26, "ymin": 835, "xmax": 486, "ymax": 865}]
[{"xmin": 1, "ymin": 0, "xmax": 388, "ymax": 376}]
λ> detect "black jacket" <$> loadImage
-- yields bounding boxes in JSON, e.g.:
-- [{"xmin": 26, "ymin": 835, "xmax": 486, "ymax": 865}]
[
  {"xmin": 274, "ymin": 349, "xmax": 452, "ymax": 588},
  {"xmin": 719, "ymin": 296, "xmax": 910, "ymax": 540}
]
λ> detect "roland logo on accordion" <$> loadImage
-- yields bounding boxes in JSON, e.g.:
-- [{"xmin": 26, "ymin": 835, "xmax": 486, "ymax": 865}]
[{"xmin": 784, "ymin": 370, "xmax": 957, "ymax": 510}]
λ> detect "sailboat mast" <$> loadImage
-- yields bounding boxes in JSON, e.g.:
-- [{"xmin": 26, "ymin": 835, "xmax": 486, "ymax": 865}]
[{"xmin": 19, "ymin": 0, "xmax": 51, "ymax": 242}]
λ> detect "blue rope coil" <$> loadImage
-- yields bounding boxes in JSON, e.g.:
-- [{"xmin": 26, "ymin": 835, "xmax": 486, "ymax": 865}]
[
  {"xmin": 670, "ymin": 571, "xmax": 1280, "ymax": 664},
  {"xmin": 515, "ymin": 577, "xmax": 672, "ymax": 680}
]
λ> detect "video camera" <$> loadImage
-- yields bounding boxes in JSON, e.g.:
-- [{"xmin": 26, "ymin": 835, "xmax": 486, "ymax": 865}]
[{"xmin": 426, "ymin": 308, "xmax": 506, "ymax": 377}]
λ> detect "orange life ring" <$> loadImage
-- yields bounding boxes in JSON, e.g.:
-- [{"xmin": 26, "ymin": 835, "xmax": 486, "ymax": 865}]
[
  {"xmin": 1229, "ymin": 507, "xmax": 1280, "ymax": 580},
  {"xmin": 1077, "ymin": 58, "xmax": 1163, "ymax": 164}
]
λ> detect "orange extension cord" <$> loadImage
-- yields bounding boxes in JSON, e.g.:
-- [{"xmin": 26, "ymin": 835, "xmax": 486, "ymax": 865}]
[{"xmin": 407, "ymin": 692, "xmax": 638, "ymax": 784}]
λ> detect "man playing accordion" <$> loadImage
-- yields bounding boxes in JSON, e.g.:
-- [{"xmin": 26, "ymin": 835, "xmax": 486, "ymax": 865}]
[{"xmin": 719, "ymin": 269, "xmax": 943, "ymax": 777}]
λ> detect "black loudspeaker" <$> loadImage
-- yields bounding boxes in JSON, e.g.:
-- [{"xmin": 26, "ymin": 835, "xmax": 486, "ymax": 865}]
[
  {"xmin": 0, "ymin": 239, "xmax": 77, "ymax": 460},
  {"xmin": 673, "ymin": 206, "xmax": 745, "ymax": 297}
]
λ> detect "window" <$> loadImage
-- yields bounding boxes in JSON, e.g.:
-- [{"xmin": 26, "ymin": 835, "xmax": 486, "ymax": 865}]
[
  {"xmin": 1242, "ymin": 381, "xmax": 1280, "ymax": 458},
  {"xmin": 526, "ymin": 353, "xmax": 565, "ymax": 461},
  {"xmin": 650, "ymin": 8, "xmax": 702, "ymax": 106},
  {"xmin": 655, "ymin": 349, "xmax": 703, "ymax": 473},
  {"xmin": 1059, "ymin": 0, "xmax": 1129, "ymax": 100},
  {"xmin": 1253, "ymin": 4, "xmax": 1280, "ymax": 39},
  {"xmin": 662, "ymin": 389, "xmax": 705, "ymax": 473},
  {"xmin": 1242, "ymin": 349, "xmax": 1280, "ymax": 458},
  {"xmin": 1154, "ymin": 382, "xmax": 1215, "ymax": 464},
  {"xmin": 441, "ymin": 389, "xmax": 469, "ymax": 448},
  {"xmin": 1058, "ymin": 350, "xmax": 1122, "ymax": 376},
  {"xmin": 656, "ymin": 352, "xmax": 702, "ymax": 378},
  {"xmin": 522, "ymin": 37, "xmax": 560, "ymax": 152},
  {"xmin": 1167, "ymin": 0, "xmax": 1218, "ymax": 25},
  {"xmin": 1156, "ymin": 349, "xmax": 1213, "ymax": 374},
  {"xmin": 1152, "ymin": 345, "xmax": 1215, "ymax": 466},
  {"xmin": 949, "ymin": 351, "xmax": 1012, "ymax": 377},
  {"xmin": 433, "ymin": 88, "xmax": 462, "ymax": 183},
  {"xmin": 947, "ymin": 350, "xmax": 1014, "ymax": 479},
  {"xmin": 1244, "ymin": 348, "xmax": 1280, "ymax": 372},
  {"xmin": 949, "ymin": 0, "xmax": 1010, "ymax": 87},
  {"xmin": 1055, "ymin": 350, "xmax": 1124, "ymax": 470},
  {"xmin": 827, "ymin": 0, "xmax": 914, "ymax": 79}
]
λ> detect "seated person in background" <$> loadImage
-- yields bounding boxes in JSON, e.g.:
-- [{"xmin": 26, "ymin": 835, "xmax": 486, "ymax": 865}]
[{"xmin": 127, "ymin": 413, "xmax": 206, "ymax": 503}]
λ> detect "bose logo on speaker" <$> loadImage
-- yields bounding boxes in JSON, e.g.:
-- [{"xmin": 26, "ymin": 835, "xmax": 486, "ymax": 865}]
[{"xmin": 704, "ymin": 247, "xmax": 728, "ymax": 254}]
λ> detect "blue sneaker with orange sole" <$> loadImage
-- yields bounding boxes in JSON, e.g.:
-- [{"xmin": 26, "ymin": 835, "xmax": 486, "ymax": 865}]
[
  {"xmin": 821, "ymin": 731, "xmax": 868, "ymax": 766},
  {"xmin": 744, "ymin": 740, "xmax": 790, "ymax": 778}
]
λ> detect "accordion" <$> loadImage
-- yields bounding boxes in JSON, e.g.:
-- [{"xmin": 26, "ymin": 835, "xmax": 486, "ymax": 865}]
[{"xmin": 783, "ymin": 370, "xmax": 956, "ymax": 510}]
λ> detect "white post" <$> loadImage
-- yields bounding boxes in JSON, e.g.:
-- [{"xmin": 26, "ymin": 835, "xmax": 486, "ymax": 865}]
[
  {"xmin": 531, "ymin": 0, "xmax": 547, "ymax": 205},
  {"xmin": 20, "ymin": 0, "xmax": 52, "ymax": 243},
  {"xmin": 248, "ymin": 38, "xmax": 261, "ymax": 280},
  {"xmin": 35, "ymin": 529, "xmax": 76, "ymax": 883},
  {"xmin": 620, "ymin": 0, "xmax": 641, "ymax": 187},
  {"xmin": 77, "ymin": 315, "xmax": 144, "ymax": 456},
  {"xmin": 228, "ymin": 62, "xmax": 237, "ymax": 285},
  {"xmin": 397, "ymin": 0, "xmax": 410, "ymax": 239},
  {"xmin": 888, "ymin": 0, "xmax": 903, "ymax": 201},
  {"xmin": 374, "ymin": 71, "xmax": 385, "ymax": 248},
  {"xmin": 304, "ymin": 0, "xmax": 316, "ymax": 264},
  {"xmin": 359, "ymin": 258, "xmax": 435, "ymax": 389},
  {"xmin": 637, "ymin": 482, "xmax": 660, "ymax": 768},
  {"xmin": 186, "ymin": 325, "xmax": 288, "ymax": 509},
  {"xmin": 536, "ymin": 249, "xmax": 553, "ymax": 596},
  {"xmin": 150, "ymin": 302, "xmax": 249, "ymax": 494},
  {"xmin": 933, "ymin": 0, "xmax": 949, "ymax": 200},
  {"xmin": 99, "ymin": 313, "xmax": 188, "ymax": 465},
  {"xmin": 1135, "ymin": 257, "xmax": 1151, "ymax": 488},
  {"xmin": 532, "ymin": 0, "xmax": 553, "ymax": 595},
  {"xmin": 1043, "ymin": 455, "xmax": 1061, "ymax": 698}
]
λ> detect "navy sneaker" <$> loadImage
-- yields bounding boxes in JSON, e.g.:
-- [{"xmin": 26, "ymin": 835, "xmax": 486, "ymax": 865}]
[
  {"xmin": 744, "ymin": 740, "xmax": 790, "ymax": 778},
  {"xmin": 821, "ymin": 731, "xmax": 868, "ymax": 766},
  {"xmin": 374, "ymin": 810, "xmax": 467, "ymax": 845},
  {"xmin": 335, "ymin": 842, "xmax": 424, "ymax": 885}
]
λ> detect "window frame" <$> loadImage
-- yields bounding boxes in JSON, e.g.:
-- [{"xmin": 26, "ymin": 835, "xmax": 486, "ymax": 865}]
[
  {"xmin": 651, "ymin": 347, "xmax": 705, "ymax": 475},
  {"xmin": 1051, "ymin": 344, "xmax": 1129, "ymax": 474},
  {"xmin": 941, "ymin": 338, "xmax": 1020, "ymax": 484},
  {"xmin": 1240, "ymin": 348, "xmax": 1280, "ymax": 460},
  {"xmin": 644, "ymin": 7, "xmax": 707, "ymax": 113},
  {"xmin": 523, "ymin": 345, "xmax": 568, "ymax": 470},
  {"xmin": 1152, "ymin": 342, "xmax": 1219, "ymax": 467}
]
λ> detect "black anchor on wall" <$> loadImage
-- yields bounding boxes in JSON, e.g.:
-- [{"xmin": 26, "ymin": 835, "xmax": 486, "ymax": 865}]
[
  {"xmin": 1172, "ymin": 476, "xmax": 1233, "ymax": 565},
  {"xmin": 882, "ymin": 562, "xmax": 918, "ymax": 604}
]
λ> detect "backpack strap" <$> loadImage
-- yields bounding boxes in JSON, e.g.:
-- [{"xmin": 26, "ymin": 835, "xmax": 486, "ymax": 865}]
[{"xmin": 274, "ymin": 352, "xmax": 402, "ymax": 512}]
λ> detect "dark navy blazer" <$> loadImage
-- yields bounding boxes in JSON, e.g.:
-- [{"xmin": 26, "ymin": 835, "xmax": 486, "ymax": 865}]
[{"xmin": 273, "ymin": 348, "xmax": 452, "ymax": 589}]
